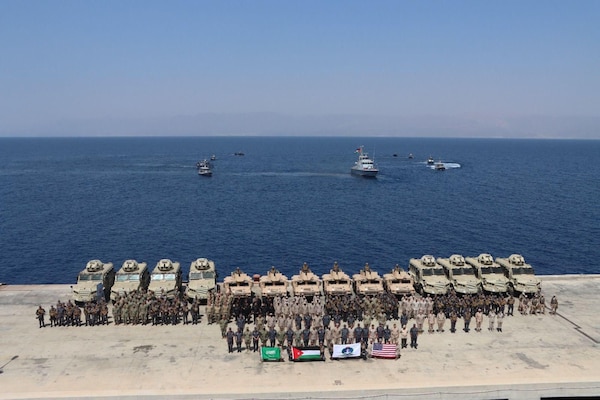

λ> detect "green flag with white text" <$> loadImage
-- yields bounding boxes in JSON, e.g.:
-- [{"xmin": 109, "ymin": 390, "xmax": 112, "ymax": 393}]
[{"xmin": 260, "ymin": 346, "xmax": 281, "ymax": 361}]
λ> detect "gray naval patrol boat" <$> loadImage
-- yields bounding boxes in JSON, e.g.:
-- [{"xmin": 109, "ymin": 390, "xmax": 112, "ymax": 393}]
[{"xmin": 351, "ymin": 146, "xmax": 378, "ymax": 177}]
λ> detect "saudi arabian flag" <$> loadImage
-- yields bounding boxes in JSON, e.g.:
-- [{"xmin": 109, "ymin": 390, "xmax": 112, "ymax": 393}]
[
  {"xmin": 291, "ymin": 346, "xmax": 322, "ymax": 362},
  {"xmin": 260, "ymin": 346, "xmax": 281, "ymax": 361}
]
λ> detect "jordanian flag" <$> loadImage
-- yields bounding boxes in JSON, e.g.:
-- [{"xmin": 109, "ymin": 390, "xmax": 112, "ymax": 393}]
[{"xmin": 291, "ymin": 346, "xmax": 322, "ymax": 362}]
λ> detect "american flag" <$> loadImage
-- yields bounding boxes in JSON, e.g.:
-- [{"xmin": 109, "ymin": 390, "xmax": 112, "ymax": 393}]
[{"xmin": 372, "ymin": 343, "xmax": 397, "ymax": 359}]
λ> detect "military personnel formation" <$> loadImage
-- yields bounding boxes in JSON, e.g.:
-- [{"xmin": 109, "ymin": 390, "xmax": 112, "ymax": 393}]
[
  {"xmin": 111, "ymin": 289, "xmax": 202, "ymax": 325},
  {"xmin": 216, "ymin": 290, "xmax": 560, "ymax": 357},
  {"xmin": 35, "ymin": 287, "xmax": 561, "ymax": 360},
  {"xmin": 35, "ymin": 299, "xmax": 106, "ymax": 328}
]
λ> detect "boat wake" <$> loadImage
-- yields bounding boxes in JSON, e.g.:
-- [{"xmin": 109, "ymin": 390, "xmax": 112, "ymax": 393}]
[{"xmin": 428, "ymin": 162, "xmax": 461, "ymax": 169}]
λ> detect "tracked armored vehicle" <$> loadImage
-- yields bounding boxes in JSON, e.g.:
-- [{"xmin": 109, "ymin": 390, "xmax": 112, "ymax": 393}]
[
  {"xmin": 148, "ymin": 259, "xmax": 182, "ymax": 299},
  {"xmin": 353, "ymin": 263, "xmax": 384, "ymax": 296},
  {"xmin": 223, "ymin": 267, "xmax": 254, "ymax": 298},
  {"xmin": 259, "ymin": 266, "xmax": 289, "ymax": 297},
  {"xmin": 110, "ymin": 259, "xmax": 150, "ymax": 301},
  {"xmin": 322, "ymin": 261, "xmax": 353, "ymax": 296},
  {"xmin": 437, "ymin": 254, "xmax": 481, "ymax": 295},
  {"xmin": 496, "ymin": 254, "xmax": 541, "ymax": 295},
  {"xmin": 291, "ymin": 262, "xmax": 322, "ymax": 297},
  {"xmin": 185, "ymin": 258, "xmax": 217, "ymax": 301},
  {"xmin": 465, "ymin": 253, "xmax": 508, "ymax": 294},
  {"xmin": 383, "ymin": 264, "xmax": 415, "ymax": 297},
  {"xmin": 408, "ymin": 255, "xmax": 450, "ymax": 295},
  {"xmin": 72, "ymin": 259, "xmax": 115, "ymax": 304}
]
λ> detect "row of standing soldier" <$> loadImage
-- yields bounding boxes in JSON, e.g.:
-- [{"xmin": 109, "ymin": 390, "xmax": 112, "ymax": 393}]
[{"xmin": 35, "ymin": 289, "xmax": 558, "ymax": 330}]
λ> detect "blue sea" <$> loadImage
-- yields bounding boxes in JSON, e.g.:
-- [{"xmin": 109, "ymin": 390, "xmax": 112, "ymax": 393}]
[{"xmin": 1, "ymin": 137, "xmax": 598, "ymax": 284}]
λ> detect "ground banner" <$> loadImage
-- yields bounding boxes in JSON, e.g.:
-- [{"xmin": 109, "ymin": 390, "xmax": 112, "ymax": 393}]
[
  {"xmin": 371, "ymin": 343, "xmax": 398, "ymax": 359},
  {"xmin": 331, "ymin": 343, "xmax": 361, "ymax": 359},
  {"xmin": 260, "ymin": 346, "xmax": 281, "ymax": 362},
  {"xmin": 290, "ymin": 346, "xmax": 323, "ymax": 362}
]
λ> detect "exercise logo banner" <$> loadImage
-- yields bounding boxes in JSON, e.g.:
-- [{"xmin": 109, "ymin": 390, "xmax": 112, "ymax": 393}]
[{"xmin": 332, "ymin": 343, "xmax": 361, "ymax": 359}]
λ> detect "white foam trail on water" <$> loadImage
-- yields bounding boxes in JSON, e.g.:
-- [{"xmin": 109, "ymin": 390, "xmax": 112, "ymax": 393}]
[
  {"xmin": 443, "ymin": 163, "xmax": 461, "ymax": 169},
  {"xmin": 428, "ymin": 162, "xmax": 461, "ymax": 169}
]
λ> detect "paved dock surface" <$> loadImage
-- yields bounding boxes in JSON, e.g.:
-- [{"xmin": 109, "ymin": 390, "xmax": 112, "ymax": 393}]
[{"xmin": 1, "ymin": 275, "xmax": 599, "ymax": 400}]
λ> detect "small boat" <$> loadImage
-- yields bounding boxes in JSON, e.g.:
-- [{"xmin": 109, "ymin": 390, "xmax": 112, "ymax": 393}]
[
  {"xmin": 196, "ymin": 160, "xmax": 212, "ymax": 176},
  {"xmin": 210, "ymin": 154, "xmax": 216, "ymax": 161},
  {"xmin": 234, "ymin": 152, "xmax": 245, "ymax": 156},
  {"xmin": 434, "ymin": 162, "xmax": 446, "ymax": 171},
  {"xmin": 427, "ymin": 156, "xmax": 434, "ymax": 165},
  {"xmin": 351, "ymin": 146, "xmax": 378, "ymax": 178},
  {"xmin": 408, "ymin": 153, "xmax": 414, "ymax": 159},
  {"xmin": 393, "ymin": 154, "xmax": 398, "ymax": 157}
]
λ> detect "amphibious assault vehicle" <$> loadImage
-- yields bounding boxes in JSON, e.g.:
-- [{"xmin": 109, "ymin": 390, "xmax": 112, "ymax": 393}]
[
  {"xmin": 185, "ymin": 258, "xmax": 217, "ymax": 301},
  {"xmin": 148, "ymin": 259, "xmax": 182, "ymax": 299},
  {"xmin": 110, "ymin": 259, "xmax": 150, "ymax": 301},
  {"xmin": 72, "ymin": 259, "xmax": 115, "ymax": 304},
  {"xmin": 408, "ymin": 255, "xmax": 450, "ymax": 295},
  {"xmin": 465, "ymin": 253, "xmax": 509, "ymax": 294},
  {"xmin": 496, "ymin": 254, "xmax": 541, "ymax": 295}
]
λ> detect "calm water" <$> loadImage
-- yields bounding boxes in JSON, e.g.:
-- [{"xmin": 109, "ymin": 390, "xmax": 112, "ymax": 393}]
[{"xmin": 0, "ymin": 137, "xmax": 598, "ymax": 284}]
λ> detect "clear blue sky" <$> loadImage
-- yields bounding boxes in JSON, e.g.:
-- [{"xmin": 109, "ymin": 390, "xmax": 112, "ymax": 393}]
[{"xmin": 1, "ymin": 0, "xmax": 599, "ymax": 137}]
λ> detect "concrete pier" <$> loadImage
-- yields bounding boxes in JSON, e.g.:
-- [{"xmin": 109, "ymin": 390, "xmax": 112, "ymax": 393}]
[{"xmin": 0, "ymin": 275, "xmax": 599, "ymax": 399}]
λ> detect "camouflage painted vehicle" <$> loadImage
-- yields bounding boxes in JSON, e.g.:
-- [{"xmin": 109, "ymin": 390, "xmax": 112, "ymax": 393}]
[
  {"xmin": 223, "ymin": 267, "xmax": 254, "ymax": 298},
  {"xmin": 291, "ymin": 262, "xmax": 322, "ymax": 297},
  {"xmin": 437, "ymin": 254, "xmax": 481, "ymax": 295},
  {"xmin": 383, "ymin": 264, "xmax": 415, "ymax": 297},
  {"xmin": 352, "ymin": 263, "xmax": 384, "ymax": 296},
  {"xmin": 322, "ymin": 261, "xmax": 353, "ymax": 296},
  {"xmin": 185, "ymin": 258, "xmax": 217, "ymax": 301},
  {"xmin": 110, "ymin": 260, "xmax": 150, "ymax": 301},
  {"xmin": 496, "ymin": 254, "xmax": 541, "ymax": 295},
  {"xmin": 465, "ymin": 253, "xmax": 509, "ymax": 294},
  {"xmin": 72, "ymin": 259, "xmax": 115, "ymax": 304},
  {"xmin": 259, "ymin": 266, "xmax": 289, "ymax": 297},
  {"xmin": 148, "ymin": 259, "xmax": 182, "ymax": 299},
  {"xmin": 408, "ymin": 255, "xmax": 450, "ymax": 295}
]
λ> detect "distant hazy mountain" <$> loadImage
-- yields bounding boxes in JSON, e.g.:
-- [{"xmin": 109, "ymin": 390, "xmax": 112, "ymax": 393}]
[{"xmin": 3, "ymin": 113, "xmax": 599, "ymax": 139}]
